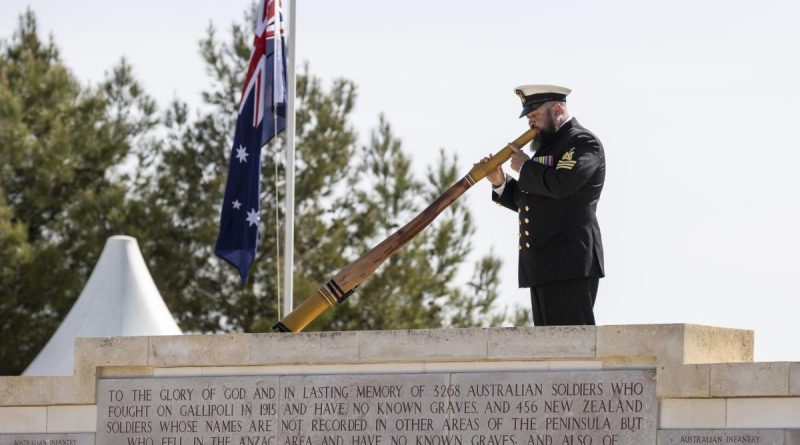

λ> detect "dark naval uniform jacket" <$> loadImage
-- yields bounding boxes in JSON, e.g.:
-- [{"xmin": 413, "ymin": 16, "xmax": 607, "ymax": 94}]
[{"xmin": 492, "ymin": 118, "xmax": 605, "ymax": 287}]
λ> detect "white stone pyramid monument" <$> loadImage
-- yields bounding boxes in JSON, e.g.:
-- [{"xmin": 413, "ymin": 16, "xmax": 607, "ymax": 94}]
[{"xmin": 23, "ymin": 235, "xmax": 182, "ymax": 376}]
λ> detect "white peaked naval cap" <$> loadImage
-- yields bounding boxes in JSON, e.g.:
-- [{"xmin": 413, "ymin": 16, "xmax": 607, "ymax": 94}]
[
  {"xmin": 514, "ymin": 84, "xmax": 571, "ymax": 117},
  {"xmin": 23, "ymin": 235, "xmax": 182, "ymax": 376}
]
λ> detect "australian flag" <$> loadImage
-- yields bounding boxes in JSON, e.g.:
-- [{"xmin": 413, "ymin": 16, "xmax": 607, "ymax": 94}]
[{"xmin": 215, "ymin": 0, "xmax": 288, "ymax": 284}]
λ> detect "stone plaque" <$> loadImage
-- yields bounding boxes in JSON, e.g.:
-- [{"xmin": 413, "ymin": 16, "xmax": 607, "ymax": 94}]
[
  {"xmin": 658, "ymin": 430, "xmax": 785, "ymax": 444},
  {"xmin": 97, "ymin": 370, "xmax": 656, "ymax": 445},
  {"xmin": 0, "ymin": 433, "xmax": 94, "ymax": 445},
  {"xmin": 450, "ymin": 371, "xmax": 657, "ymax": 445}
]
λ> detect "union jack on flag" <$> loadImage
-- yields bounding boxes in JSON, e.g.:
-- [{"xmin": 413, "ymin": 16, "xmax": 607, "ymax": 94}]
[{"xmin": 215, "ymin": 0, "xmax": 288, "ymax": 284}]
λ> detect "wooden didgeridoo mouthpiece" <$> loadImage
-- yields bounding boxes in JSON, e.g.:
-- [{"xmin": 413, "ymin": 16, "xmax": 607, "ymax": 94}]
[{"xmin": 273, "ymin": 128, "xmax": 537, "ymax": 333}]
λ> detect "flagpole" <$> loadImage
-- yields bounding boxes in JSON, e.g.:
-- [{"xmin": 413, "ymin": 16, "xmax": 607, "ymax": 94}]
[{"xmin": 282, "ymin": 0, "xmax": 297, "ymax": 316}]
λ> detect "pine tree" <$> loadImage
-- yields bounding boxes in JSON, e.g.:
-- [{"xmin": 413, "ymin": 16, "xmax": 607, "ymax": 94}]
[
  {"xmin": 0, "ymin": 10, "xmax": 159, "ymax": 374},
  {"xmin": 132, "ymin": 10, "xmax": 513, "ymax": 333},
  {"xmin": 0, "ymin": 8, "xmax": 521, "ymax": 375}
]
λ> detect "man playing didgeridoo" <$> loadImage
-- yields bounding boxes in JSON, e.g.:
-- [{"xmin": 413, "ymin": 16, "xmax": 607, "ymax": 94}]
[{"xmin": 486, "ymin": 85, "xmax": 605, "ymax": 326}]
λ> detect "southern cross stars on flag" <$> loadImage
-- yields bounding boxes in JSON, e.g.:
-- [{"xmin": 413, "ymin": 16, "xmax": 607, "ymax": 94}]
[{"xmin": 215, "ymin": 0, "xmax": 288, "ymax": 284}]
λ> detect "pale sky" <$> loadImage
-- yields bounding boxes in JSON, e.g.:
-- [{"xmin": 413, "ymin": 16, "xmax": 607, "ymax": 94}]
[{"xmin": 3, "ymin": 0, "xmax": 800, "ymax": 361}]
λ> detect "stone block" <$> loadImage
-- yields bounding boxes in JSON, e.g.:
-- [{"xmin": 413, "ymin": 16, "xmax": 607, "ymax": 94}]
[
  {"xmin": 597, "ymin": 324, "xmax": 686, "ymax": 364},
  {"xmin": 711, "ymin": 363, "xmax": 789, "ymax": 397},
  {"xmin": 332, "ymin": 362, "xmax": 425, "ymax": 373},
  {"xmin": 601, "ymin": 356, "xmax": 657, "ymax": 367},
  {"xmin": 153, "ymin": 367, "xmax": 202, "ymax": 376},
  {"xmin": 0, "ymin": 376, "xmax": 88, "ymax": 406},
  {"xmin": 683, "ymin": 324, "xmax": 754, "ymax": 364},
  {"xmin": 200, "ymin": 365, "xmax": 279, "ymax": 376},
  {"xmin": 727, "ymin": 398, "xmax": 800, "ymax": 428},
  {"xmin": 791, "ymin": 363, "xmax": 800, "ymax": 396},
  {"xmin": 357, "ymin": 328, "xmax": 488, "ymax": 362},
  {"xmin": 487, "ymin": 326, "xmax": 596, "ymax": 359},
  {"xmin": 0, "ymin": 377, "xmax": 53, "ymax": 406},
  {"xmin": 100, "ymin": 366, "xmax": 154, "ymax": 378},
  {"xmin": 286, "ymin": 362, "xmax": 427, "ymax": 374},
  {"xmin": 658, "ymin": 364, "xmax": 710, "ymax": 398},
  {"xmin": 548, "ymin": 360, "xmax": 602, "ymax": 370},
  {"xmin": 250, "ymin": 331, "xmax": 359, "ymax": 365},
  {"xmin": 75, "ymin": 336, "xmax": 149, "ymax": 369},
  {"xmin": 598, "ymin": 324, "xmax": 753, "ymax": 365},
  {"xmin": 195, "ymin": 361, "xmax": 555, "ymax": 375},
  {"xmin": 422, "ymin": 360, "xmax": 549, "ymax": 373},
  {"xmin": 0, "ymin": 407, "xmax": 47, "ymax": 433},
  {"xmin": 200, "ymin": 362, "xmax": 428, "ymax": 376},
  {"xmin": 46, "ymin": 376, "xmax": 94, "ymax": 405},
  {"xmin": 73, "ymin": 337, "xmax": 150, "ymax": 401},
  {"xmin": 148, "ymin": 334, "xmax": 250, "ymax": 366},
  {"xmin": 46, "ymin": 405, "xmax": 96, "ymax": 432},
  {"xmin": 660, "ymin": 399, "xmax": 726, "ymax": 428}
]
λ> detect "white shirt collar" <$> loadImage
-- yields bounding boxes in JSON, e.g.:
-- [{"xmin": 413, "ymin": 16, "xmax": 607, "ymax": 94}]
[{"xmin": 557, "ymin": 115, "xmax": 574, "ymax": 131}]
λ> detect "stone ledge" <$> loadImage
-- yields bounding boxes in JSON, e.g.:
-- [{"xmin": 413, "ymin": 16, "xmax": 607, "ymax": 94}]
[
  {"xmin": 597, "ymin": 324, "xmax": 753, "ymax": 365},
  {"xmin": 660, "ymin": 398, "xmax": 727, "ymax": 428},
  {"xmin": 0, "ymin": 375, "xmax": 93, "ymax": 406},
  {"xmin": 0, "ymin": 324, "xmax": 756, "ymax": 407},
  {"xmin": 357, "ymin": 328, "xmax": 489, "ymax": 362},
  {"xmin": 598, "ymin": 324, "xmax": 685, "ymax": 364},
  {"xmin": 149, "ymin": 333, "xmax": 251, "ymax": 367},
  {"xmin": 79, "ymin": 324, "xmax": 757, "ymax": 367},
  {"xmin": 250, "ymin": 331, "xmax": 360, "ymax": 364},
  {"xmin": 683, "ymin": 324, "xmax": 754, "ymax": 364},
  {"xmin": 0, "ymin": 407, "xmax": 47, "ymax": 433},
  {"xmin": 661, "ymin": 397, "xmax": 800, "ymax": 429},
  {"xmin": 727, "ymin": 398, "xmax": 800, "ymax": 428},
  {"xmin": 487, "ymin": 326, "xmax": 596, "ymax": 359},
  {"xmin": 111, "ymin": 360, "xmax": 612, "ymax": 378},
  {"xmin": 45, "ymin": 405, "xmax": 96, "ymax": 432},
  {"xmin": 75, "ymin": 336, "xmax": 148, "ymax": 369},
  {"xmin": 791, "ymin": 363, "xmax": 800, "ymax": 396},
  {"xmin": 658, "ymin": 364, "xmax": 711, "ymax": 398},
  {"xmin": 656, "ymin": 361, "xmax": 800, "ymax": 399},
  {"xmin": 100, "ymin": 366, "xmax": 154, "ymax": 378},
  {"xmin": 711, "ymin": 362, "xmax": 791, "ymax": 397}
]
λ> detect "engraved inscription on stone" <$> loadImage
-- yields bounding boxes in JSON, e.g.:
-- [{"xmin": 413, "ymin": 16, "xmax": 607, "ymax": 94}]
[
  {"xmin": 279, "ymin": 373, "xmax": 449, "ymax": 445},
  {"xmin": 0, "ymin": 433, "xmax": 95, "ymax": 445},
  {"xmin": 451, "ymin": 371, "xmax": 656, "ymax": 445},
  {"xmin": 98, "ymin": 375, "xmax": 280, "ymax": 444},
  {"xmin": 97, "ymin": 370, "xmax": 656, "ymax": 445},
  {"xmin": 658, "ymin": 429, "xmax": 785, "ymax": 445}
]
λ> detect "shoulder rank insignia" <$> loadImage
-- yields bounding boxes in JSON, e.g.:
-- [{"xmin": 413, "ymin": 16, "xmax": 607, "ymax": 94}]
[
  {"xmin": 556, "ymin": 148, "xmax": 577, "ymax": 170},
  {"xmin": 577, "ymin": 133, "xmax": 591, "ymax": 140}
]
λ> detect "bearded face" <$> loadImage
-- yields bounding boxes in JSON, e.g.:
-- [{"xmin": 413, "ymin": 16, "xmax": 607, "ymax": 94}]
[{"xmin": 526, "ymin": 102, "xmax": 560, "ymax": 145}]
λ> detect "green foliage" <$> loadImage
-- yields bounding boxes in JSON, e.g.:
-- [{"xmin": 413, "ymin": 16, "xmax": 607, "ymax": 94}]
[
  {"xmin": 0, "ymin": 8, "xmax": 519, "ymax": 375},
  {"xmin": 0, "ymin": 10, "xmax": 159, "ymax": 374}
]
